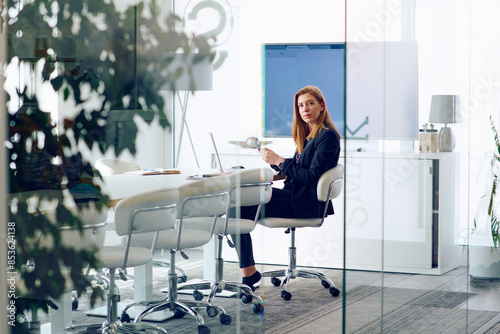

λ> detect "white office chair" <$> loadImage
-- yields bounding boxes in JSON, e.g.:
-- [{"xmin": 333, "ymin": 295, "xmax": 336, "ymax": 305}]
[
  {"xmin": 95, "ymin": 157, "xmax": 187, "ymax": 281},
  {"xmin": 95, "ymin": 158, "xmax": 141, "ymax": 176},
  {"xmin": 177, "ymin": 168, "xmax": 274, "ymax": 314},
  {"xmin": 119, "ymin": 175, "xmax": 232, "ymax": 334},
  {"xmin": 66, "ymin": 186, "xmax": 180, "ymax": 334},
  {"xmin": 257, "ymin": 164, "xmax": 344, "ymax": 301},
  {"xmin": 93, "ymin": 157, "xmax": 140, "ymax": 283}
]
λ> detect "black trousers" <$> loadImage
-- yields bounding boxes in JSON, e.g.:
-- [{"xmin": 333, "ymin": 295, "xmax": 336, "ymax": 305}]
[{"xmin": 230, "ymin": 187, "xmax": 296, "ymax": 269}]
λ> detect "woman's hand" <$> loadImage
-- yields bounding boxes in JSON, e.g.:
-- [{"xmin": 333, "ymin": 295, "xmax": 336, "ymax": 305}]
[{"xmin": 258, "ymin": 148, "xmax": 285, "ymax": 166}]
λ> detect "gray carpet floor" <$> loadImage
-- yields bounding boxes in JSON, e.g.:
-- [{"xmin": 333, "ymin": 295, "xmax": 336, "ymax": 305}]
[{"xmin": 36, "ymin": 250, "xmax": 500, "ymax": 334}]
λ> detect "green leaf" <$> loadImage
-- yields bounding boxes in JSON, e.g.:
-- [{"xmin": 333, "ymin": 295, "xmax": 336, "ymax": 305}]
[
  {"xmin": 6, "ymin": 0, "xmax": 213, "ymax": 317},
  {"xmin": 51, "ymin": 76, "xmax": 64, "ymax": 91},
  {"xmin": 490, "ymin": 116, "xmax": 500, "ymax": 156}
]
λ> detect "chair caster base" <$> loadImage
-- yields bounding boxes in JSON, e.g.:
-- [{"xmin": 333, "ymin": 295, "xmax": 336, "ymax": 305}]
[
  {"xmin": 271, "ymin": 277, "xmax": 281, "ymax": 287},
  {"xmin": 198, "ymin": 324, "xmax": 211, "ymax": 334},
  {"xmin": 174, "ymin": 309, "xmax": 186, "ymax": 318},
  {"xmin": 253, "ymin": 303, "xmax": 264, "ymax": 314},
  {"xmin": 120, "ymin": 312, "xmax": 131, "ymax": 323},
  {"xmin": 329, "ymin": 287, "xmax": 340, "ymax": 297},
  {"xmin": 193, "ymin": 290, "xmax": 204, "ymax": 301},
  {"xmin": 220, "ymin": 313, "xmax": 232, "ymax": 325},
  {"xmin": 241, "ymin": 294, "xmax": 253, "ymax": 304},
  {"xmin": 281, "ymin": 290, "xmax": 292, "ymax": 301},
  {"xmin": 206, "ymin": 305, "xmax": 219, "ymax": 318}
]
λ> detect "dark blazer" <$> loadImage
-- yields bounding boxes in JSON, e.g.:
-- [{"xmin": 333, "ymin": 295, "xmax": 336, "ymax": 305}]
[{"xmin": 280, "ymin": 126, "xmax": 340, "ymax": 218}]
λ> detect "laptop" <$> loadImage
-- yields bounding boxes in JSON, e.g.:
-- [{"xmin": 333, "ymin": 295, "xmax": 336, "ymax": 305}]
[
  {"xmin": 209, "ymin": 132, "xmax": 225, "ymax": 173},
  {"xmin": 185, "ymin": 133, "xmax": 240, "ymax": 179}
]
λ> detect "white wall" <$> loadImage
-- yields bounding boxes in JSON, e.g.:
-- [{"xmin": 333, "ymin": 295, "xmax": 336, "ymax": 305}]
[{"xmin": 172, "ymin": 0, "xmax": 346, "ymax": 169}]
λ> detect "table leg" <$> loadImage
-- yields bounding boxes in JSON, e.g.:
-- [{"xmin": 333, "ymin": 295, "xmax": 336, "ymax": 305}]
[{"xmin": 133, "ymin": 261, "xmax": 153, "ymax": 302}]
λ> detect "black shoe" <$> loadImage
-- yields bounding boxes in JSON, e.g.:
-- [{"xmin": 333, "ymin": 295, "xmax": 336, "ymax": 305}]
[{"xmin": 242, "ymin": 271, "xmax": 261, "ymax": 290}]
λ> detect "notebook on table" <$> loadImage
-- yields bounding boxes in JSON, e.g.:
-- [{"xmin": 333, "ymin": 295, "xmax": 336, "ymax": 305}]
[{"xmin": 125, "ymin": 169, "xmax": 181, "ymax": 176}]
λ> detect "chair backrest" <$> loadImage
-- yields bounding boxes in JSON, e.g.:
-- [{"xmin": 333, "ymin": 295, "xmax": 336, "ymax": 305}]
[
  {"xmin": 317, "ymin": 164, "xmax": 344, "ymax": 202},
  {"xmin": 38, "ymin": 202, "xmax": 108, "ymax": 252},
  {"xmin": 177, "ymin": 175, "xmax": 231, "ymax": 219},
  {"xmin": 114, "ymin": 186, "xmax": 179, "ymax": 237},
  {"xmin": 95, "ymin": 158, "xmax": 141, "ymax": 176},
  {"xmin": 229, "ymin": 168, "xmax": 274, "ymax": 207}
]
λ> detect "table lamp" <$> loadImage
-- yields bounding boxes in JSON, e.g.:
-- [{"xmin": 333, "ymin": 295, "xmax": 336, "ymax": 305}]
[
  {"xmin": 428, "ymin": 95, "xmax": 462, "ymax": 152},
  {"xmin": 163, "ymin": 53, "xmax": 213, "ymax": 167}
]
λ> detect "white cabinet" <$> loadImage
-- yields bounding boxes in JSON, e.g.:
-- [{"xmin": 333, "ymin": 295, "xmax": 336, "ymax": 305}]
[
  {"xmin": 218, "ymin": 148, "xmax": 459, "ymax": 275},
  {"xmin": 344, "ymin": 152, "xmax": 459, "ymax": 275}
]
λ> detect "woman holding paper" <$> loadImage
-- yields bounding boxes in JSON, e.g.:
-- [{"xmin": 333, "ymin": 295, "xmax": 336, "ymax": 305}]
[{"xmin": 231, "ymin": 85, "xmax": 341, "ymax": 288}]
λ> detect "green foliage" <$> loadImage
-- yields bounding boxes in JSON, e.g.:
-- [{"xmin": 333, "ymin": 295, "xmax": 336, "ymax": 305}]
[
  {"xmin": 2, "ymin": 0, "xmax": 213, "ymax": 327},
  {"xmin": 488, "ymin": 116, "xmax": 500, "ymax": 248}
]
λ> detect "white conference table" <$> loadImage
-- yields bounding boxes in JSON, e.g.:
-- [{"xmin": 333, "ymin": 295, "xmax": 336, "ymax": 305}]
[{"xmin": 98, "ymin": 171, "xmax": 199, "ymax": 202}]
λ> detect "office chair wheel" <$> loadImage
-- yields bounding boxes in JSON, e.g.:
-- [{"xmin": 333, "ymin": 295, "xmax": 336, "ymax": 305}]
[
  {"xmin": 220, "ymin": 313, "xmax": 232, "ymax": 325},
  {"xmin": 281, "ymin": 290, "xmax": 292, "ymax": 301},
  {"xmin": 329, "ymin": 287, "xmax": 340, "ymax": 297},
  {"xmin": 253, "ymin": 303, "xmax": 264, "ymax": 314},
  {"xmin": 321, "ymin": 280, "xmax": 331, "ymax": 289},
  {"xmin": 178, "ymin": 275, "xmax": 187, "ymax": 284},
  {"xmin": 174, "ymin": 309, "xmax": 186, "ymax": 318},
  {"xmin": 206, "ymin": 305, "xmax": 219, "ymax": 318},
  {"xmin": 71, "ymin": 292, "xmax": 79, "ymax": 311},
  {"xmin": 193, "ymin": 290, "xmax": 204, "ymax": 301},
  {"xmin": 241, "ymin": 294, "xmax": 252, "ymax": 304},
  {"xmin": 198, "ymin": 325, "xmax": 211, "ymax": 334},
  {"xmin": 271, "ymin": 277, "xmax": 281, "ymax": 287},
  {"xmin": 120, "ymin": 312, "xmax": 131, "ymax": 323}
]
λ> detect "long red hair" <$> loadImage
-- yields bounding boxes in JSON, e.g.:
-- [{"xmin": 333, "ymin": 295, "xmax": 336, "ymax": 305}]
[{"xmin": 292, "ymin": 85, "xmax": 341, "ymax": 153}]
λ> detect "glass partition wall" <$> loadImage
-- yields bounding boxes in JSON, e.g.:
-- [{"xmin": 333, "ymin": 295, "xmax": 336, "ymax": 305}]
[
  {"xmin": 344, "ymin": 1, "xmax": 499, "ymax": 334},
  {"xmin": 4, "ymin": 0, "xmax": 500, "ymax": 333},
  {"xmin": 177, "ymin": 0, "xmax": 498, "ymax": 333}
]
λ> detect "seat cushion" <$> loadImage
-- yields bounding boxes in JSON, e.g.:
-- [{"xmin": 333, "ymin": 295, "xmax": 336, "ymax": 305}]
[
  {"xmin": 123, "ymin": 229, "xmax": 212, "ymax": 250},
  {"xmin": 258, "ymin": 217, "xmax": 323, "ymax": 229},
  {"xmin": 183, "ymin": 216, "xmax": 256, "ymax": 235},
  {"xmin": 96, "ymin": 246, "xmax": 152, "ymax": 268}
]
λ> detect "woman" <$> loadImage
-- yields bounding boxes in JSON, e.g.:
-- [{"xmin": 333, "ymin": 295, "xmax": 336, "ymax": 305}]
[{"xmin": 231, "ymin": 85, "xmax": 341, "ymax": 288}]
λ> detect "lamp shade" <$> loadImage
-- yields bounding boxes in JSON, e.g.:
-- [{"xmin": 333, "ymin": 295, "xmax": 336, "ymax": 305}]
[
  {"xmin": 428, "ymin": 95, "xmax": 462, "ymax": 124},
  {"xmin": 163, "ymin": 53, "xmax": 213, "ymax": 91}
]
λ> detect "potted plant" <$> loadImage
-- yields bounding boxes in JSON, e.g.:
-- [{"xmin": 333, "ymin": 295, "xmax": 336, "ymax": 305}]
[
  {"xmin": 2, "ymin": 1, "xmax": 213, "ymax": 332},
  {"xmin": 470, "ymin": 116, "xmax": 500, "ymax": 279}
]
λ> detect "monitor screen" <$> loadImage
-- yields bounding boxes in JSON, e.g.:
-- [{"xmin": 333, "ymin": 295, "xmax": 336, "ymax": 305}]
[
  {"xmin": 263, "ymin": 42, "xmax": 419, "ymax": 140},
  {"xmin": 263, "ymin": 43, "xmax": 346, "ymax": 138}
]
